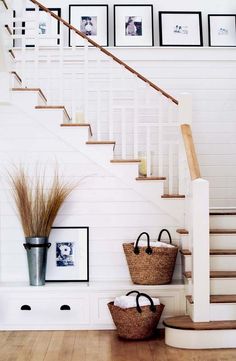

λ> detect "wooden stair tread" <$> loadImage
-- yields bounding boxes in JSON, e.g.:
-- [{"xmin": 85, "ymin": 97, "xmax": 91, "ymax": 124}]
[
  {"xmin": 184, "ymin": 271, "xmax": 236, "ymax": 279},
  {"xmin": 8, "ymin": 50, "xmax": 15, "ymax": 59},
  {"xmin": 136, "ymin": 176, "xmax": 166, "ymax": 181},
  {"xmin": 60, "ymin": 123, "xmax": 92, "ymax": 136},
  {"xmin": 86, "ymin": 141, "xmax": 115, "ymax": 145},
  {"xmin": 11, "ymin": 71, "xmax": 22, "ymax": 83},
  {"xmin": 110, "ymin": 159, "xmax": 141, "ymax": 163},
  {"xmin": 162, "ymin": 194, "xmax": 185, "ymax": 199},
  {"xmin": 12, "ymin": 88, "xmax": 47, "ymax": 103},
  {"xmin": 5, "ymin": 24, "xmax": 12, "ymax": 35},
  {"xmin": 186, "ymin": 295, "xmax": 236, "ymax": 304},
  {"xmin": 163, "ymin": 315, "xmax": 236, "ymax": 330},
  {"xmin": 210, "ymin": 229, "xmax": 236, "ymax": 234},
  {"xmin": 181, "ymin": 249, "xmax": 236, "ymax": 256},
  {"xmin": 210, "ymin": 212, "xmax": 236, "ymax": 216},
  {"xmin": 35, "ymin": 106, "xmax": 71, "ymax": 120},
  {"xmin": 176, "ymin": 228, "xmax": 189, "ymax": 235}
]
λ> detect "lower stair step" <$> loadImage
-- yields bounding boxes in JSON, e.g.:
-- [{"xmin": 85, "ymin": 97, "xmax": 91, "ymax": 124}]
[
  {"xmin": 184, "ymin": 271, "xmax": 236, "ymax": 279},
  {"xmin": 164, "ymin": 315, "xmax": 236, "ymax": 349},
  {"xmin": 187, "ymin": 294, "xmax": 236, "ymax": 304}
]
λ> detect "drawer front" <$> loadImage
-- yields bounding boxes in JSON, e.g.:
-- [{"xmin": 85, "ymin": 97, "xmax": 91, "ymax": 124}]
[{"xmin": 0, "ymin": 295, "xmax": 90, "ymax": 325}]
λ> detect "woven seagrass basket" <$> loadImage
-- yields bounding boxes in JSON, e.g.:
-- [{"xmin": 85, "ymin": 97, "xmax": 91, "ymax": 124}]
[
  {"xmin": 108, "ymin": 291, "xmax": 165, "ymax": 340},
  {"xmin": 123, "ymin": 230, "xmax": 178, "ymax": 285}
]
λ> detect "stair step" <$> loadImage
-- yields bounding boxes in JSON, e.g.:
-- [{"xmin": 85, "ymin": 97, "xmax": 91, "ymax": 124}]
[
  {"xmin": 86, "ymin": 141, "xmax": 115, "ymax": 149},
  {"xmin": 184, "ymin": 271, "xmax": 236, "ymax": 279},
  {"xmin": 110, "ymin": 159, "xmax": 141, "ymax": 163},
  {"xmin": 136, "ymin": 176, "xmax": 166, "ymax": 181},
  {"xmin": 5, "ymin": 24, "xmax": 12, "ymax": 35},
  {"xmin": 176, "ymin": 228, "xmax": 189, "ymax": 235},
  {"xmin": 186, "ymin": 295, "xmax": 236, "ymax": 304},
  {"xmin": 210, "ymin": 212, "xmax": 236, "ymax": 216},
  {"xmin": 210, "ymin": 229, "xmax": 236, "ymax": 234},
  {"xmin": 11, "ymin": 72, "xmax": 22, "ymax": 84},
  {"xmin": 35, "ymin": 105, "xmax": 71, "ymax": 121},
  {"xmin": 161, "ymin": 194, "xmax": 185, "ymax": 199},
  {"xmin": 12, "ymin": 88, "xmax": 47, "ymax": 103},
  {"xmin": 181, "ymin": 249, "xmax": 236, "ymax": 256},
  {"xmin": 60, "ymin": 123, "xmax": 92, "ymax": 136},
  {"xmin": 164, "ymin": 315, "xmax": 236, "ymax": 330}
]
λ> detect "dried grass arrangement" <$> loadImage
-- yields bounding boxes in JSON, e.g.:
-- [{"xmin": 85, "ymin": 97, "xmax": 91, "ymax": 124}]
[{"xmin": 8, "ymin": 166, "xmax": 76, "ymax": 238}]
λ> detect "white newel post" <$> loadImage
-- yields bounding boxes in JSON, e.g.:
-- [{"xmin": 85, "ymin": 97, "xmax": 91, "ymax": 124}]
[{"xmin": 192, "ymin": 178, "xmax": 210, "ymax": 322}]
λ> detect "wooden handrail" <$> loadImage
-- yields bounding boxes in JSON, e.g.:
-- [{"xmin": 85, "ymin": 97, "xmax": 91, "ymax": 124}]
[
  {"xmin": 30, "ymin": 0, "xmax": 178, "ymax": 105},
  {"xmin": 181, "ymin": 124, "xmax": 201, "ymax": 180}
]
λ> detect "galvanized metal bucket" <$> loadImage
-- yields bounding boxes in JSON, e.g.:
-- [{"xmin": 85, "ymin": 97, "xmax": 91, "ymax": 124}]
[{"xmin": 24, "ymin": 237, "xmax": 51, "ymax": 286}]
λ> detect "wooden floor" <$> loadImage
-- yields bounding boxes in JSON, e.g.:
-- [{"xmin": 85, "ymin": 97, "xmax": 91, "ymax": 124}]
[{"xmin": 0, "ymin": 330, "xmax": 236, "ymax": 361}]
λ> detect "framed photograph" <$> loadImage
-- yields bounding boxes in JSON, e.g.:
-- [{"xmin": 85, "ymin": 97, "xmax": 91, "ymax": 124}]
[
  {"xmin": 159, "ymin": 11, "xmax": 203, "ymax": 46},
  {"xmin": 46, "ymin": 226, "xmax": 89, "ymax": 282},
  {"xmin": 69, "ymin": 5, "xmax": 108, "ymax": 47},
  {"xmin": 208, "ymin": 14, "xmax": 236, "ymax": 47},
  {"xmin": 114, "ymin": 5, "xmax": 154, "ymax": 47},
  {"xmin": 23, "ymin": 8, "xmax": 61, "ymax": 47}
]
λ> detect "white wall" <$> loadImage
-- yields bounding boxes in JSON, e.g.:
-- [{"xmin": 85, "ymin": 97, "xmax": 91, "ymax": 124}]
[{"xmin": 25, "ymin": 0, "xmax": 236, "ymax": 46}]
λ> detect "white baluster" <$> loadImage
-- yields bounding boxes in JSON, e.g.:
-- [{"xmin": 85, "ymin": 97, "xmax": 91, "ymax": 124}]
[
  {"xmin": 121, "ymin": 108, "xmax": 126, "ymax": 159},
  {"xmin": 146, "ymin": 127, "xmax": 151, "ymax": 177},
  {"xmin": 83, "ymin": 39, "xmax": 89, "ymax": 123},
  {"xmin": 168, "ymin": 143, "xmax": 174, "ymax": 194},
  {"xmin": 108, "ymin": 58, "xmax": 113, "ymax": 140},
  {"xmin": 133, "ymin": 75, "xmax": 138, "ymax": 159},
  {"xmin": 158, "ymin": 94, "xmax": 164, "ymax": 177}
]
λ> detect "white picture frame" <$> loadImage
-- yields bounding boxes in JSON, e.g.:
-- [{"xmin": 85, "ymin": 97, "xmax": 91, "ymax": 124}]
[
  {"xmin": 69, "ymin": 4, "xmax": 108, "ymax": 47},
  {"xmin": 208, "ymin": 14, "xmax": 236, "ymax": 47},
  {"xmin": 46, "ymin": 227, "xmax": 89, "ymax": 282},
  {"xmin": 114, "ymin": 5, "xmax": 154, "ymax": 47},
  {"xmin": 159, "ymin": 11, "xmax": 203, "ymax": 46}
]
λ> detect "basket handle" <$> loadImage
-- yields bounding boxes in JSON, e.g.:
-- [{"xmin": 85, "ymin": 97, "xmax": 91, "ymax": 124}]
[
  {"xmin": 133, "ymin": 232, "xmax": 152, "ymax": 255},
  {"xmin": 136, "ymin": 293, "xmax": 156, "ymax": 313},
  {"xmin": 157, "ymin": 229, "xmax": 172, "ymax": 245},
  {"xmin": 126, "ymin": 290, "xmax": 140, "ymax": 297}
]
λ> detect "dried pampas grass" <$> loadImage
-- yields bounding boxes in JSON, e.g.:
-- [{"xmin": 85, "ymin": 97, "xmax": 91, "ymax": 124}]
[{"xmin": 8, "ymin": 166, "xmax": 76, "ymax": 238}]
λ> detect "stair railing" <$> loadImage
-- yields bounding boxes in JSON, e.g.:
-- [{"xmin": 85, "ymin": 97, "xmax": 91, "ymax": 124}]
[{"xmin": 179, "ymin": 93, "xmax": 210, "ymax": 322}]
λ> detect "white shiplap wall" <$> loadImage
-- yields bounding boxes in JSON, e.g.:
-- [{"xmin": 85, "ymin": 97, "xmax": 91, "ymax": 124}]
[{"xmin": 0, "ymin": 103, "xmax": 182, "ymax": 283}]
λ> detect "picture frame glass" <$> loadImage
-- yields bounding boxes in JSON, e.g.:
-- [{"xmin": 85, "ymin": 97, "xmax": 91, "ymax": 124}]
[
  {"xmin": 114, "ymin": 5, "xmax": 153, "ymax": 46},
  {"xmin": 160, "ymin": 12, "xmax": 203, "ymax": 46},
  {"xmin": 24, "ymin": 8, "xmax": 61, "ymax": 47},
  {"xmin": 209, "ymin": 15, "xmax": 236, "ymax": 46},
  {"xmin": 69, "ymin": 5, "xmax": 108, "ymax": 46},
  {"xmin": 46, "ymin": 227, "xmax": 89, "ymax": 282}
]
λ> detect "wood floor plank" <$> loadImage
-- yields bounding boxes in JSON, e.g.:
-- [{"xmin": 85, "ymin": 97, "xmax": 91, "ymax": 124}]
[{"xmin": 29, "ymin": 332, "xmax": 52, "ymax": 361}]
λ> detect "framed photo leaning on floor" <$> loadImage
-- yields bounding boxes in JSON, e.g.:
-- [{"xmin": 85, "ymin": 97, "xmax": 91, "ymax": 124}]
[
  {"xmin": 114, "ymin": 4, "xmax": 154, "ymax": 46},
  {"xmin": 159, "ymin": 11, "xmax": 203, "ymax": 46},
  {"xmin": 208, "ymin": 14, "xmax": 236, "ymax": 47}
]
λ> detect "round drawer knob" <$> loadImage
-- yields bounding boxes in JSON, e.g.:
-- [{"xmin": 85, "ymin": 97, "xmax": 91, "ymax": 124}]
[
  {"xmin": 60, "ymin": 305, "xmax": 71, "ymax": 311},
  {"xmin": 20, "ymin": 305, "xmax": 31, "ymax": 311}
]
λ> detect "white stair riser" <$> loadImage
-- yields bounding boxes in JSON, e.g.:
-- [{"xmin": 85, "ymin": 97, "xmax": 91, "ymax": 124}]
[
  {"xmin": 35, "ymin": 109, "xmax": 68, "ymax": 124},
  {"xmin": 210, "ymin": 215, "xmax": 236, "ymax": 229},
  {"xmin": 183, "ymin": 254, "xmax": 236, "ymax": 272},
  {"xmin": 185, "ymin": 277, "xmax": 236, "ymax": 295},
  {"xmin": 210, "ymin": 234, "xmax": 236, "ymax": 249},
  {"xmin": 111, "ymin": 163, "xmax": 139, "ymax": 179},
  {"xmin": 84, "ymin": 145, "xmax": 114, "ymax": 164},
  {"xmin": 12, "ymin": 91, "xmax": 46, "ymax": 108},
  {"xmin": 165, "ymin": 327, "xmax": 236, "ymax": 349},
  {"xmin": 11, "ymin": 75, "xmax": 22, "ymax": 88},
  {"xmin": 210, "ymin": 303, "xmax": 236, "ymax": 321}
]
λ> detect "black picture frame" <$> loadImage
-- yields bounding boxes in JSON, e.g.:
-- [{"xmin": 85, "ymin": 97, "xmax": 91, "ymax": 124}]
[
  {"xmin": 46, "ymin": 226, "xmax": 89, "ymax": 282},
  {"xmin": 159, "ymin": 11, "xmax": 203, "ymax": 47},
  {"xmin": 114, "ymin": 4, "xmax": 154, "ymax": 47},
  {"xmin": 23, "ymin": 8, "xmax": 61, "ymax": 47},
  {"xmin": 69, "ymin": 4, "xmax": 109, "ymax": 47},
  {"xmin": 208, "ymin": 14, "xmax": 236, "ymax": 47}
]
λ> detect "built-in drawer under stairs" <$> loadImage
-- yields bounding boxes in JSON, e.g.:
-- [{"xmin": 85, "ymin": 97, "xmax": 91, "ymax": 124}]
[{"xmin": 165, "ymin": 210, "xmax": 236, "ymax": 349}]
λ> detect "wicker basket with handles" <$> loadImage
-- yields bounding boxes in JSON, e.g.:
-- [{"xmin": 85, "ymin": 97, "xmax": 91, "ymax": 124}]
[
  {"xmin": 108, "ymin": 291, "xmax": 165, "ymax": 340},
  {"xmin": 123, "ymin": 230, "xmax": 178, "ymax": 285}
]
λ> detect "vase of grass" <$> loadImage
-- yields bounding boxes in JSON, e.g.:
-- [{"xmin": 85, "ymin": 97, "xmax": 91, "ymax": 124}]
[{"xmin": 9, "ymin": 166, "xmax": 76, "ymax": 286}]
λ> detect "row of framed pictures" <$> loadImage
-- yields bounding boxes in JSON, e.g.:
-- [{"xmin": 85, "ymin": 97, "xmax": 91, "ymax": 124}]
[{"xmin": 21, "ymin": 5, "xmax": 236, "ymax": 47}]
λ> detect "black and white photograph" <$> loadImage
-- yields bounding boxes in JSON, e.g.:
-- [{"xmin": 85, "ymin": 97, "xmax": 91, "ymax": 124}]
[
  {"xmin": 208, "ymin": 14, "xmax": 236, "ymax": 46},
  {"xmin": 23, "ymin": 8, "xmax": 61, "ymax": 47},
  {"xmin": 159, "ymin": 11, "xmax": 203, "ymax": 46},
  {"xmin": 125, "ymin": 16, "xmax": 142, "ymax": 36},
  {"xmin": 46, "ymin": 227, "xmax": 89, "ymax": 282},
  {"xmin": 69, "ymin": 5, "xmax": 108, "ymax": 46},
  {"xmin": 114, "ymin": 5, "xmax": 154, "ymax": 46},
  {"xmin": 56, "ymin": 242, "xmax": 75, "ymax": 267}
]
